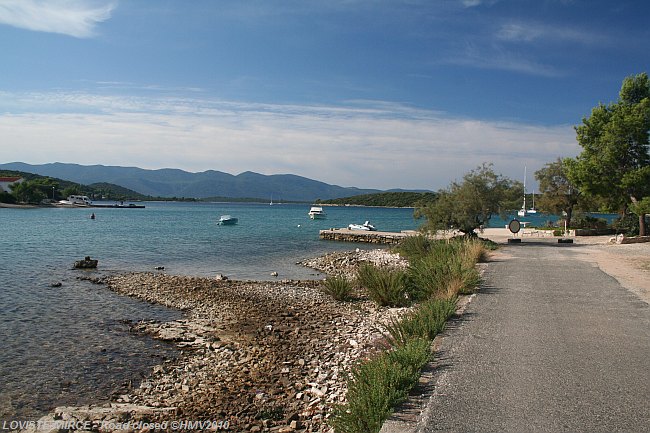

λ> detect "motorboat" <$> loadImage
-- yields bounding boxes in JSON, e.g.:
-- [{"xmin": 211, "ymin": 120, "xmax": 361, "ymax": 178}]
[
  {"xmin": 348, "ymin": 221, "xmax": 376, "ymax": 231},
  {"xmin": 308, "ymin": 206, "xmax": 326, "ymax": 219},
  {"xmin": 57, "ymin": 195, "xmax": 92, "ymax": 207},
  {"xmin": 218, "ymin": 215, "xmax": 238, "ymax": 225}
]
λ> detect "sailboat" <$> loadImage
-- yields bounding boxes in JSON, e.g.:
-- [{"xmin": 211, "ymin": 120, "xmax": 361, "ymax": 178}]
[
  {"xmin": 528, "ymin": 190, "xmax": 538, "ymax": 214},
  {"xmin": 517, "ymin": 167, "xmax": 527, "ymax": 217}
]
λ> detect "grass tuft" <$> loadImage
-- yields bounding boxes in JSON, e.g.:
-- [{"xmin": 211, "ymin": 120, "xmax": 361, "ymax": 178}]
[
  {"xmin": 383, "ymin": 297, "xmax": 457, "ymax": 347},
  {"xmin": 322, "ymin": 275, "xmax": 354, "ymax": 301},
  {"xmin": 357, "ymin": 263, "xmax": 409, "ymax": 307}
]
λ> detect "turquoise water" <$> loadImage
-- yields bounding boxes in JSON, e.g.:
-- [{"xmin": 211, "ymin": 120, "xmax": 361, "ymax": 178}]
[{"xmin": 0, "ymin": 202, "xmax": 420, "ymax": 419}]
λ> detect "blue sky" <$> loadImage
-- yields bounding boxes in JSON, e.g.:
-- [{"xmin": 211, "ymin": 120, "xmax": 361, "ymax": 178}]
[{"xmin": 0, "ymin": 0, "xmax": 648, "ymax": 190}]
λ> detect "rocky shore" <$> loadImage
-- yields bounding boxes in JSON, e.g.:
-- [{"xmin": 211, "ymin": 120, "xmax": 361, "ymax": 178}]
[{"xmin": 24, "ymin": 249, "xmax": 409, "ymax": 433}]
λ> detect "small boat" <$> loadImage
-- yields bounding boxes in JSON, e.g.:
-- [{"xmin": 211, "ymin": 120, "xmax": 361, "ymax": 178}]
[
  {"xmin": 308, "ymin": 206, "xmax": 326, "ymax": 219},
  {"xmin": 218, "ymin": 215, "xmax": 238, "ymax": 225},
  {"xmin": 348, "ymin": 221, "xmax": 376, "ymax": 231}
]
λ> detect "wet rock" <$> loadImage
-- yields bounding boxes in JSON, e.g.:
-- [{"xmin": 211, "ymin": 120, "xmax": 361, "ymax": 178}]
[{"xmin": 74, "ymin": 256, "xmax": 98, "ymax": 269}]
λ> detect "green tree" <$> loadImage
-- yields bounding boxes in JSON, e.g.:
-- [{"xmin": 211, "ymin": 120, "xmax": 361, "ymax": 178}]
[
  {"xmin": 11, "ymin": 180, "xmax": 46, "ymax": 204},
  {"xmin": 535, "ymin": 158, "xmax": 581, "ymax": 227},
  {"xmin": 62, "ymin": 184, "xmax": 83, "ymax": 198},
  {"xmin": 568, "ymin": 73, "xmax": 650, "ymax": 235},
  {"xmin": 416, "ymin": 163, "xmax": 519, "ymax": 236}
]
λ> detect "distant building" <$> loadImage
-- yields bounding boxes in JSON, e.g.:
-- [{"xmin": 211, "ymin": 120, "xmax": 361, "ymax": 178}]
[{"xmin": 0, "ymin": 176, "xmax": 23, "ymax": 193}]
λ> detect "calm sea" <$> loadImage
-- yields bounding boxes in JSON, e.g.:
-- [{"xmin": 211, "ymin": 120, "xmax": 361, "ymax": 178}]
[{"xmin": 0, "ymin": 202, "xmax": 420, "ymax": 420}]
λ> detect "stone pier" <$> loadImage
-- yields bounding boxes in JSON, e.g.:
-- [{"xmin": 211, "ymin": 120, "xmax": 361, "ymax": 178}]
[{"xmin": 319, "ymin": 228, "xmax": 415, "ymax": 244}]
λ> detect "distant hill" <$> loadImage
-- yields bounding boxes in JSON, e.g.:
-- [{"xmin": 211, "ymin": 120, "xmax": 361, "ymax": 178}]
[
  {"xmin": 318, "ymin": 191, "xmax": 437, "ymax": 207},
  {"xmin": 0, "ymin": 162, "xmax": 382, "ymax": 202},
  {"xmin": 0, "ymin": 170, "xmax": 147, "ymax": 201}
]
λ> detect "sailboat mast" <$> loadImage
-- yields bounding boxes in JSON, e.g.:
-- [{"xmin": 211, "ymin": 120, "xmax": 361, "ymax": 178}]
[{"xmin": 522, "ymin": 166, "xmax": 527, "ymax": 210}]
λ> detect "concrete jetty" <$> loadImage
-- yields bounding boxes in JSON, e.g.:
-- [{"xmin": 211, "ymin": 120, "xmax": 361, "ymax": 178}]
[{"xmin": 319, "ymin": 228, "xmax": 415, "ymax": 244}]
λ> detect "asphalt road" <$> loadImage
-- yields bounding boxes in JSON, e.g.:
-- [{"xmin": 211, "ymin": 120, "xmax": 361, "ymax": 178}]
[{"xmin": 416, "ymin": 241, "xmax": 650, "ymax": 433}]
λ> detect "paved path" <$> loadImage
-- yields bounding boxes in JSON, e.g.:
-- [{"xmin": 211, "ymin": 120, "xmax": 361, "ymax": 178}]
[{"xmin": 417, "ymin": 241, "xmax": 650, "ymax": 432}]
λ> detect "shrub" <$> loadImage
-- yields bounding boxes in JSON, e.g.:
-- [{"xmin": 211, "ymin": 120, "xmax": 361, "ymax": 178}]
[
  {"xmin": 357, "ymin": 263, "xmax": 409, "ymax": 307},
  {"xmin": 383, "ymin": 297, "xmax": 457, "ymax": 347},
  {"xmin": 611, "ymin": 213, "xmax": 639, "ymax": 236},
  {"xmin": 322, "ymin": 275, "xmax": 354, "ymax": 301},
  {"xmin": 406, "ymin": 239, "xmax": 482, "ymax": 300},
  {"xmin": 331, "ymin": 338, "xmax": 430, "ymax": 433},
  {"xmin": 394, "ymin": 235, "xmax": 433, "ymax": 262},
  {"xmin": 0, "ymin": 191, "xmax": 16, "ymax": 204}
]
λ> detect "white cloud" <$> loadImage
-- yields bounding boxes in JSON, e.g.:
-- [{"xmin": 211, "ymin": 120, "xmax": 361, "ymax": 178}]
[
  {"xmin": 444, "ymin": 43, "xmax": 563, "ymax": 77},
  {"xmin": 0, "ymin": 92, "xmax": 578, "ymax": 190},
  {"xmin": 0, "ymin": 0, "xmax": 115, "ymax": 38},
  {"xmin": 496, "ymin": 22, "xmax": 605, "ymax": 45}
]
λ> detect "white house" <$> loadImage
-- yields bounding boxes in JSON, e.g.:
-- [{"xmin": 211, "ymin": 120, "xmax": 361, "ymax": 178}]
[{"xmin": 0, "ymin": 176, "xmax": 23, "ymax": 193}]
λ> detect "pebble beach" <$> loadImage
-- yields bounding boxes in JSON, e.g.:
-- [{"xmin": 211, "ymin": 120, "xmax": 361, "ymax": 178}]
[{"xmin": 21, "ymin": 249, "xmax": 409, "ymax": 433}]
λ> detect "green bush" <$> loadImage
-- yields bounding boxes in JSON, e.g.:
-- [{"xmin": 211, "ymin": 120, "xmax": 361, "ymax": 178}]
[
  {"xmin": 357, "ymin": 263, "xmax": 409, "ymax": 307},
  {"xmin": 322, "ymin": 275, "xmax": 354, "ymax": 301},
  {"xmin": 394, "ymin": 235, "xmax": 433, "ymax": 262},
  {"xmin": 384, "ymin": 298, "xmax": 457, "ymax": 347},
  {"xmin": 331, "ymin": 338, "xmax": 430, "ymax": 433},
  {"xmin": 0, "ymin": 191, "xmax": 16, "ymax": 204},
  {"xmin": 403, "ymin": 239, "xmax": 482, "ymax": 300},
  {"xmin": 572, "ymin": 214, "xmax": 608, "ymax": 229},
  {"xmin": 611, "ymin": 213, "xmax": 639, "ymax": 236}
]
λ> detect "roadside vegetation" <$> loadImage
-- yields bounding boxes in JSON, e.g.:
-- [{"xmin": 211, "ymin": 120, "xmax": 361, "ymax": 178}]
[{"xmin": 328, "ymin": 236, "xmax": 488, "ymax": 433}]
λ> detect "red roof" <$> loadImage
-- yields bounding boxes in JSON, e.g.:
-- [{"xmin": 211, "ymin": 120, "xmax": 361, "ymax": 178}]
[{"xmin": 0, "ymin": 177, "xmax": 22, "ymax": 182}]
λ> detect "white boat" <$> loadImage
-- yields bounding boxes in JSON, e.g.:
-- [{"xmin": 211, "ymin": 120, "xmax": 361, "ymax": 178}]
[
  {"xmin": 218, "ymin": 215, "xmax": 238, "ymax": 225},
  {"xmin": 308, "ymin": 206, "xmax": 326, "ymax": 219},
  {"xmin": 528, "ymin": 190, "xmax": 538, "ymax": 214},
  {"xmin": 57, "ymin": 195, "xmax": 92, "ymax": 207},
  {"xmin": 518, "ymin": 167, "xmax": 528, "ymax": 217},
  {"xmin": 348, "ymin": 221, "xmax": 376, "ymax": 231}
]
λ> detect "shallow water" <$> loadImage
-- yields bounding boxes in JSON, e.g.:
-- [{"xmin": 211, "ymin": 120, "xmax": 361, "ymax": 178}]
[{"xmin": 0, "ymin": 202, "xmax": 420, "ymax": 419}]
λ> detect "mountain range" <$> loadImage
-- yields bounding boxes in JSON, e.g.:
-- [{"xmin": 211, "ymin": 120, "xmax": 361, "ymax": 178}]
[{"xmin": 0, "ymin": 162, "xmax": 394, "ymax": 201}]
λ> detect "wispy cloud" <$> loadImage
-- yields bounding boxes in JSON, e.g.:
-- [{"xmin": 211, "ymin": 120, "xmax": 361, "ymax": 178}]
[
  {"xmin": 443, "ymin": 43, "xmax": 564, "ymax": 77},
  {"xmin": 496, "ymin": 22, "xmax": 606, "ymax": 45},
  {"xmin": 0, "ymin": 0, "xmax": 116, "ymax": 38},
  {"xmin": 0, "ymin": 91, "xmax": 577, "ymax": 190}
]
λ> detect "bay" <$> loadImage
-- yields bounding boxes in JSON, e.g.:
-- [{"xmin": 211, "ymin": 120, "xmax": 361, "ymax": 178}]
[{"xmin": 0, "ymin": 201, "xmax": 420, "ymax": 419}]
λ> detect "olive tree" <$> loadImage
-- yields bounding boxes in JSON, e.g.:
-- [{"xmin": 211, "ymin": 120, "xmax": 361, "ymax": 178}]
[
  {"xmin": 534, "ymin": 158, "xmax": 581, "ymax": 227},
  {"xmin": 416, "ymin": 163, "xmax": 520, "ymax": 236}
]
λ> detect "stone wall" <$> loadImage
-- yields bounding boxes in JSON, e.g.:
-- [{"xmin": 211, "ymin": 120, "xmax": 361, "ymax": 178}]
[{"xmin": 319, "ymin": 229, "xmax": 407, "ymax": 244}]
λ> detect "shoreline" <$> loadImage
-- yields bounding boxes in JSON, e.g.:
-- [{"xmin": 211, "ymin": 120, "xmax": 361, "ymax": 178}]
[
  {"xmin": 23, "ymin": 250, "xmax": 409, "ymax": 433},
  {"xmin": 15, "ymin": 236, "xmax": 649, "ymax": 432}
]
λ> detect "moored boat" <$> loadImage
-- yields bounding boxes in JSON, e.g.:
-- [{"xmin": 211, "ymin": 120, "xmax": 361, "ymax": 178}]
[
  {"xmin": 218, "ymin": 215, "xmax": 238, "ymax": 225},
  {"xmin": 57, "ymin": 195, "xmax": 93, "ymax": 207},
  {"xmin": 348, "ymin": 221, "xmax": 376, "ymax": 231},
  {"xmin": 308, "ymin": 206, "xmax": 326, "ymax": 219}
]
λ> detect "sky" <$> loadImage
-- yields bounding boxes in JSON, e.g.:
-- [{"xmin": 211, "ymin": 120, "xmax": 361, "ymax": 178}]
[{"xmin": 0, "ymin": 0, "xmax": 648, "ymax": 191}]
